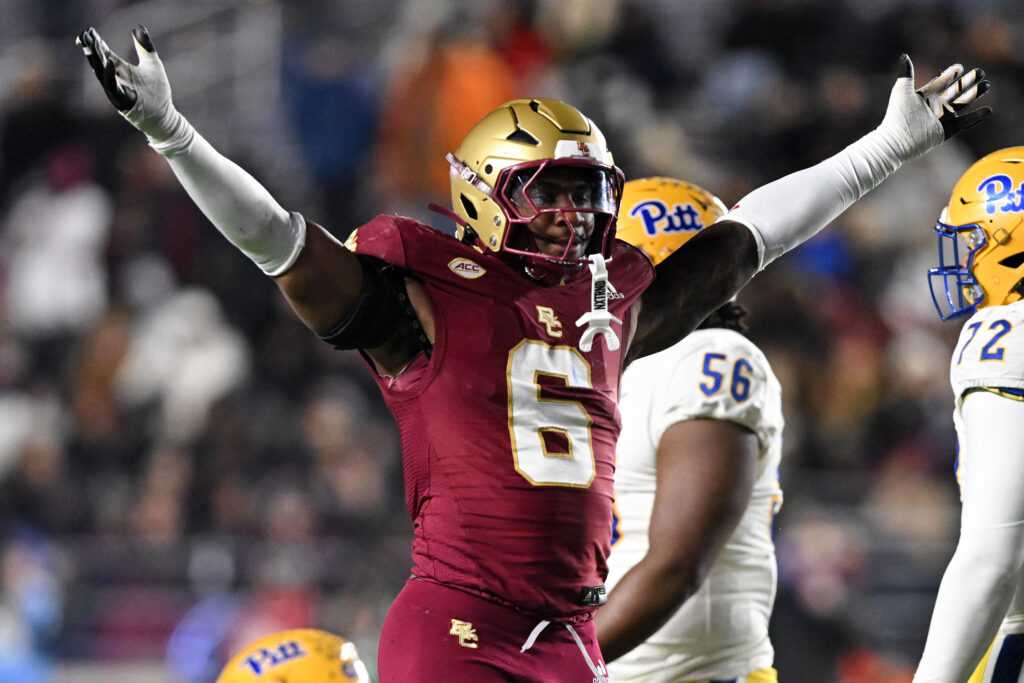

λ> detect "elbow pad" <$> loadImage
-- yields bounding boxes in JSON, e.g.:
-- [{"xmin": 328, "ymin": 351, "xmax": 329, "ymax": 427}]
[{"xmin": 318, "ymin": 255, "xmax": 414, "ymax": 350}]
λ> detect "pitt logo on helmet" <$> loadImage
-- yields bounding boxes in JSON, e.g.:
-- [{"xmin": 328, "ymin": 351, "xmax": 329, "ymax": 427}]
[
  {"xmin": 216, "ymin": 629, "xmax": 370, "ymax": 683},
  {"xmin": 448, "ymin": 258, "xmax": 486, "ymax": 279},
  {"xmin": 629, "ymin": 199, "xmax": 707, "ymax": 237},
  {"xmin": 929, "ymin": 147, "xmax": 1024, "ymax": 320},
  {"xmin": 241, "ymin": 640, "xmax": 307, "ymax": 675},
  {"xmin": 616, "ymin": 177, "xmax": 727, "ymax": 267},
  {"xmin": 977, "ymin": 174, "xmax": 1024, "ymax": 215}
]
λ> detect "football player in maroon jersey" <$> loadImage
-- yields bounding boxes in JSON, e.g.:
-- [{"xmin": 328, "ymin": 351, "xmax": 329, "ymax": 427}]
[{"xmin": 78, "ymin": 25, "xmax": 988, "ymax": 682}]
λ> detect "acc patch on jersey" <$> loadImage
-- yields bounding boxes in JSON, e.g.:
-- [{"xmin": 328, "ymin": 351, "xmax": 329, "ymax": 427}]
[{"xmin": 448, "ymin": 257, "xmax": 486, "ymax": 279}]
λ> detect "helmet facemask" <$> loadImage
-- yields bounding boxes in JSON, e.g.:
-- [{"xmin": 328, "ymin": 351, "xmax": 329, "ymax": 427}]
[
  {"xmin": 442, "ymin": 98, "xmax": 623, "ymax": 285},
  {"xmin": 928, "ymin": 212, "xmax": 988, "ymax": 320},
  {"xmin": 494, "ymin": 159, "xmax": 621, "ymax": 281},
  {"xmin": 928, "ymin": 146, "xmax": 1024, "ymax": 320}
]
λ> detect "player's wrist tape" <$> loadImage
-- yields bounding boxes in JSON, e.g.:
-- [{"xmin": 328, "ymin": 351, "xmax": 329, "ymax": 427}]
[
  {"xmin": 724, "ymin": 124, "xmax": 904, "ymax": 271},
  {"xmin": 159, "ymin": 126, "xmax": 306, "ymax": 276},
  {"xmin": 140, "ymin": 108, "xmax": 195, "ymax": 157}
]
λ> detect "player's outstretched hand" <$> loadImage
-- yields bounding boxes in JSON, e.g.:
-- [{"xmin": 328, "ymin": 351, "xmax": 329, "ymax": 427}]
[
  {"xmin": 915, "ymin": 57, "xmax": 991, "ymax": 140},
  {"xmin": 879, "ymin": 54, "xmax": 991, "ymax": 160},
  {"xmin": 76, "ymin": 25, "xmax": 181, "ymax": 143}
]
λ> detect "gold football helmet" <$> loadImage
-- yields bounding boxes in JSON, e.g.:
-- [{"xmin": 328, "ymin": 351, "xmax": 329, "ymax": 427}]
[
  {"xmin": 929, "ymin": 146, "xmax": 1024, "ymax": 319},
  {"xmin": 216, "ymin": 629, "xmax": 370, "ymax": 683},
  {"xmin": 616, "ymin": 177, "xmax": 727, "ymax": 265},
  {"xmin": 446, "ymin": 98, "xmax": 623, "ymax": 269}
]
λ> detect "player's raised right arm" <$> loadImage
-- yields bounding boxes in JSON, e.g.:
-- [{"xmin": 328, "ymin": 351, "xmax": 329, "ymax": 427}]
[
  {"xmin": 628, "ymin": 54, "xmax": 990, "ymax": 362},
  {"xmin": 76, "ymin": 26, "xmax": 362, "ymax": 334}
]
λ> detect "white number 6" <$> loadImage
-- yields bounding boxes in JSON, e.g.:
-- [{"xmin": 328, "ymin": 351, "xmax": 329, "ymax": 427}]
[{"xmin": 507, "ymin": 340, "xmax": 596, "ymax": 487}]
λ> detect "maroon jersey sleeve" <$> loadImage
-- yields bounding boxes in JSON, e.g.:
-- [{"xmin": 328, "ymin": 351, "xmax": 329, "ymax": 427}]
[
  {"xmin": 346, "ymin": 216, "xmax": 654, "ymax": 621},
  {"xmin": 343, "ymin": 214, "xmax": 411, "ymax": 266}
]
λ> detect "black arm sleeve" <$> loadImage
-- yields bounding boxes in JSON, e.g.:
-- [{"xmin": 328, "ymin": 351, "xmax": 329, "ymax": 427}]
[{"xmin": 318, "ymin": 254, "xmax": 415, "ymax": 350}]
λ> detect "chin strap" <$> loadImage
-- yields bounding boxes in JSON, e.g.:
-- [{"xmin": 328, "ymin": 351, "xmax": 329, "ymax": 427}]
[{"xmin": 575, "ymin": 254, "xmax": 621, "ymax": 352}]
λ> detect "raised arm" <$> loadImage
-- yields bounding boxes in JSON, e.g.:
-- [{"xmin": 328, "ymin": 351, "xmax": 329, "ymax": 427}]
[
  {"xmin": 627, "ymin": 54, "xmax": 990, "ymax": 362},
  {"xmin": 76, "ymin": 29, "xmax": 380, "ymax": 335},
  {"xmin": 76, "ymin": 26, "xmax": 422, "ymax": 370}
]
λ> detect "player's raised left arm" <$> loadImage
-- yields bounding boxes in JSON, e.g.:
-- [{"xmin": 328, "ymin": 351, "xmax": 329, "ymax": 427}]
[
  {"xmin": 76, "ymin": 26, "xmax": 365, "ymax": 335},
  {"xmin": 628, "ymin": 54, "xmax": 990, "ymax": 362}
]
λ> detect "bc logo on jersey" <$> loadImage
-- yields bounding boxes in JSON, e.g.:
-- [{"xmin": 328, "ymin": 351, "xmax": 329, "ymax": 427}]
[
  {"xmin": 629, "ymin": 199, "xmax": 706, "ymax": 237},
  {"xmin": 977, "ymin": 174, "xmax": 1024, "ymax": 215},
  {"xmin": 449, "ymin": 619, "xmax": 479, "ymax": 648},
  {"xmin": 536, "ymin": 306, "xmax": 563, "ymax": 337}
]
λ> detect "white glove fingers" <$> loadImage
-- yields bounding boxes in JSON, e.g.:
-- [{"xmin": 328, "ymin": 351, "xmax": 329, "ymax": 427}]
[
  {"xmin": 78, "ymin": 27, "xmax": 138, "ymax": 112},
  {"xmin": 77, "ymin": 29, "xmax": 107, "ymax": 82},
  {"xmin": 950, "ymin": 68, "xmax": 987, "ymax": 109},
  {"xmin": 919, "ymin": 63, "xmax": 964, "ymax": 95},
  {"xmin": 77, "ymin": 24, "xmax": 179, "ymax": 138},
  {"xmin": 938, "ymin": 69, "xmax": 974, "ymax": 103},
  {"xmin": 91, "ymin": 30, "xmax": 126, "ymax": 71}
]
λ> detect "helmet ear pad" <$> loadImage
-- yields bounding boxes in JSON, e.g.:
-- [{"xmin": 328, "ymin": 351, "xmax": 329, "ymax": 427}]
[{"xmin": 451, "ymin": 173, "xmax": 507, "ymax": 250}]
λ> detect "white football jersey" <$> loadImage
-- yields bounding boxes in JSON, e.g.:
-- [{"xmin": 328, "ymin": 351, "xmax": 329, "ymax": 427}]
[
  {"xmin": 951, "ymin": 299, "xmax": 1024, "ymax": 530},
  {"xmin": 913, "ymin": 300, "xmax": 1024, "ymax": 680},
  {"xmin": 606, "ymin": 327, "xmax": 784, "ymax": 681},
  {"xmin": 951, "ymin": 300, "xmax": 1024, "ymax": 404}
]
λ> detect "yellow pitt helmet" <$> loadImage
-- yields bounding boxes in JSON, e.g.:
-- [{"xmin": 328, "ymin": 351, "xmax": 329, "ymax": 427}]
[
  {"xmin": 446, "ymin": 98, "xmax": 623, "ymax": 268},
  {"xmin": 216, "ymin": 629, "xmax": 370, "ymax": 683},
  {"xmin": 617, "ymin": 177, "xmax": 727, "ymax": 265},
  {"xmin": 929, "ymin": 146, "xmax": 1024, "ymax": 319}
]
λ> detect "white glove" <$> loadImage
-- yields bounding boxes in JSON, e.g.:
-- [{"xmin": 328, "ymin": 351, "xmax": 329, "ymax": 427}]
[
  {"xmin": 76, "ymin": 24, "xmax": 305, "ymax": 276},
  {"xmin": 877, "ymin": 54, "xmax": 990, "ymax": 162},
  {"xmin": 77, "ymin": 25, "xmax": 191, "ymax": 151},
  {"xmin": 724, "ymin": 54, "xmax": 992, "ymax": 271}
]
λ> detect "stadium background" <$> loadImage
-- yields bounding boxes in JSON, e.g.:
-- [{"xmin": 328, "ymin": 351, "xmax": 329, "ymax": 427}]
[{"xmin": 1, "ymin": 0, "xmax": 1022, "ymax": 680}]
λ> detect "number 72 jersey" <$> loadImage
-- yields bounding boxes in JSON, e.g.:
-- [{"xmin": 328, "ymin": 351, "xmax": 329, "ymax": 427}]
[
  {"xmin": 346, "ymin": 215, "xmax": 654, "ymax": 621},
  {"xmin": 951, "ymin": 300, "xmax": 1024, "ymax": 404}
]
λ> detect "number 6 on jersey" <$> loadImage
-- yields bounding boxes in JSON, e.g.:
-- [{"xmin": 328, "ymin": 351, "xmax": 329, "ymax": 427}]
[{"xmin": 507, "ymin": 340, "xmax": 596, "ymax": 487}]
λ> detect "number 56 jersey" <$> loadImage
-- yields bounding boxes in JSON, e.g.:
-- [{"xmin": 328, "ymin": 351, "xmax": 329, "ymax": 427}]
[
  {"xmin": 347, "ymin": 215, "xmax": 654, "ymax": 621},
  {"xmin": 607, "ymin": 327, "xmax": 784, "ymax": 679}
]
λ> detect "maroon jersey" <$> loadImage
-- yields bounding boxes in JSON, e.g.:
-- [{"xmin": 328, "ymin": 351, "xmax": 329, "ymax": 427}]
[{"xmin": 348, "ymin": 215, "xmax": 654, "ymax": 621}]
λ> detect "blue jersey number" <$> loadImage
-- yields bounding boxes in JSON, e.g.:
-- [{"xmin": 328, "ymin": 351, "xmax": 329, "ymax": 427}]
[
  {"xmin": 957, "ymin": 319, "xmax": 1012, "ymax": 365},
  {"xmin": 700, "ymin": 353, "xmax": 754, "ymax": 402}
]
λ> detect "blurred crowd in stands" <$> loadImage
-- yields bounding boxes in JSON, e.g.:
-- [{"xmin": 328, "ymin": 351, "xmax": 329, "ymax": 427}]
[{"xmin": 1, "ymin": 0, "xmax": 1023, "ymax": 680}]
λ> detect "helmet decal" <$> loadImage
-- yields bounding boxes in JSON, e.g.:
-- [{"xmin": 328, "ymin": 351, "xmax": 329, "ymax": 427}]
[
  {"xmin": 929, "ymin": 147, "xmax": 1024, "ymax": 319},
  {"xmin": 617, "ymin": 177, "xmax": 727, "ymax": 266},
  {"xmin": 216, "ymin": 629, "xmax": 370, "ymax": 683},
  {"xmin": 628, "ymin": 199, "xmax": 708, "ymax": 237},
  {"xmin": 975, "ymin": 173, "xmax": 1024, "ymax": 215}
]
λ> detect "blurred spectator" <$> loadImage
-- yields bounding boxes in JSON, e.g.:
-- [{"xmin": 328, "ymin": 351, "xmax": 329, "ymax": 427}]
[
  {"xmin": 0, "ymin": 528, "xmax": 61, "ymax": 683},
  {"xmin": 115, "ymin": 287, "xmax": 251, "ymax": 445},
  {"xmin": 2, "ymin": 143, "xmax": 111, "ymax": 381},
  {"xmin": 282, "ymin": 33, "xmax": 379, "ymax": 227},
  {"xmin": 373, "ymin": 3, "xmax": 520, "ymax": 225},
  {"xmin": 0, "ymin": 42, "xmax": 80, "ymax": 210}
]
